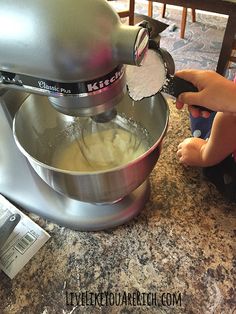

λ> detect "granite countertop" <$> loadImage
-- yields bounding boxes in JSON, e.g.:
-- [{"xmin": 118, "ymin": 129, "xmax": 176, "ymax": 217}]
[{"xmin": 0, "ymin": 100, "xmax": 235, "ymax": 314}]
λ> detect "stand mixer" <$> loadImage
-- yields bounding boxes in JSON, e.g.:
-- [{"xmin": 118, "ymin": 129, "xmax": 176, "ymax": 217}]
[{"xmin": 0, "ymin": 0, "xmax": 169, "ymax": 230}]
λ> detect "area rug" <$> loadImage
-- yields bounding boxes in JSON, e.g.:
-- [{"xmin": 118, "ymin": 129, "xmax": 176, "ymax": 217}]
[
  {"xmin": 112, "ymin": 0, "xmax": 236, "ymax": 79},
  {"xmin": 142, "ymin": 4, "xmax": 235, "ymax": 77}
]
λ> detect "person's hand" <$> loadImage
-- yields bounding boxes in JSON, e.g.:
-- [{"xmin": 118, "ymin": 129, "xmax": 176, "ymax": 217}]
[
  {"xmin": 176, "ymin": 102, "xmax": 211, "ymax": 118},
  {"xmin": 175, "ymin": 69, "xmax": 236, "ymax": 114},
  {"xmin": 177, "ymin": 137, "xmax": 207, "ymax": 167}
]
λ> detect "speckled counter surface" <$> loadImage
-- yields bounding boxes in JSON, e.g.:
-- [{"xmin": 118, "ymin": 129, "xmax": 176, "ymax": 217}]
[{"xmin": 0, "ymin": 100, "xmax": 235, "ymax": 314}]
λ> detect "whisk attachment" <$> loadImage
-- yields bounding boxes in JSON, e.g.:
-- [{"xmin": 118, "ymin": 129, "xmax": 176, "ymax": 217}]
[
  {"xmin": 75, "ymin": 110, "xmax": 148, "ymax": 170},
  {"xmin": 91, "ymin": 108, "xmax": 117, "ymax": 123}
]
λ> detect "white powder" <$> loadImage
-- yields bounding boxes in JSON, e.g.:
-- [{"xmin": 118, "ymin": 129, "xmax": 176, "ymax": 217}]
[{"xmin": 126, "ymin": 49, "xmax": 166, "ymax": 101}]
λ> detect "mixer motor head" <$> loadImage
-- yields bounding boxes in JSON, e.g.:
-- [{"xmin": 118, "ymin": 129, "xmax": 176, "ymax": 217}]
[{"xmin": 0, "ymin": 0, "xmax": 149, "ymax": 116}]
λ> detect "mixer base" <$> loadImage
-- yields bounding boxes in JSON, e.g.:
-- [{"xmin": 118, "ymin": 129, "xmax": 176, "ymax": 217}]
[{"xmin": 35, "ymin": 181, "xmax": 150, "ymax": 231}]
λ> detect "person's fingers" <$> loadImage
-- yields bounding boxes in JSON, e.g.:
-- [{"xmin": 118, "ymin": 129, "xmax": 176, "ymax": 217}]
[
  {"xmin": 177, "ymin": 149, "xmax": 182, "ymax": 157},
  {"xmin": 181, "ymin": 161, "xmax": 189, "ymax": 167},
  {"xmin": 177, "ymin": 142, "xmax": 183, "ymax": 149},
  {"xmin": 176, "ymin": 98, "xmax": 211, "ymax": 119},
  {"xmin": 179, "ymin": 155, "xmax": 187, "ymax": 165},
  {"xmin": 175, "ymin": 69, "xmax": 200, "ymax": 86},
  {"xmin": 201, "ymin": 111, "xmax": 211, "ymax": 118},
  {"xmin": 188, "ymin": 105, "xmax": 201, "ymax": 118},
  {"xmin": 176, "ymin": 100, "xmax": 184, "ymax": 110},
  {"xmin": 178, "ymin": 91, "xmax": 203, "ymax": 106},
  {"xmin": 188, "ymin": 106, "xmax": 211, "ymax": 118}
]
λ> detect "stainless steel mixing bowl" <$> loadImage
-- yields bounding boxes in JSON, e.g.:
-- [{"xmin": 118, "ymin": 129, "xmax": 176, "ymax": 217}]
[{"xmin": 13, "ymin": 93, "xmax": 169, "ymax": 203}]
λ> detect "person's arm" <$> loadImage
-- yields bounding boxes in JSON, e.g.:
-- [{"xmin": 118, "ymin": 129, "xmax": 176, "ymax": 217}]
[
  {"xmin": 175, "ymin": 70, "xmax": 236, "ymax": 114},
  {"xmin": 177, "ymin": 112, "xmax": 236, "ymax": 167}
]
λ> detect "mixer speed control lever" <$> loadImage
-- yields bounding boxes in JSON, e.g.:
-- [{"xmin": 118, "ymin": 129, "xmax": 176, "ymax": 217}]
[{"xmin": 0, "ymin": 71, "xmax": 23, "ymax": 87}]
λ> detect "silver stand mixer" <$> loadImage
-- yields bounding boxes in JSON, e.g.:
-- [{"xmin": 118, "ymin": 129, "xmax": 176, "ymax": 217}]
[{"xmin": 0, "ymin": 0, "xmax": 168, "ymax": 230}]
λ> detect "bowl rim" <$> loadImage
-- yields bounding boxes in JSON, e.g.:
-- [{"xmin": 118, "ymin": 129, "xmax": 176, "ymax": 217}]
[{"xmin": 12, "ymin": 96, "xmax": 169, "ymax": 176}]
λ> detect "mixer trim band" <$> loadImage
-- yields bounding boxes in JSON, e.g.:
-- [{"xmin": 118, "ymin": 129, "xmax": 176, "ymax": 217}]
[{"xmin": 0, "ymin": 65, "xmax": 125, "ymax": 96}]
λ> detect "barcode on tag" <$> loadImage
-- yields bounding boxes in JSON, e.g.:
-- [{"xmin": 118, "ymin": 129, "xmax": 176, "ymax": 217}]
[{"xmin": 15, "ymin": 232, "xmax": 36, "ymax": 254}]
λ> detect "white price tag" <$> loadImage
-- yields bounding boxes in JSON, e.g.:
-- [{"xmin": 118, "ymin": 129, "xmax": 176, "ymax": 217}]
[{"xmin": 0, "ymin": 195, "xmax": 50, "ymax": 279}]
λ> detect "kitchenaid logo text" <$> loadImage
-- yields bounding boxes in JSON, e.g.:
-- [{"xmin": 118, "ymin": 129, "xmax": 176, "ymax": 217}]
[
  {"xmin": 86, "ymin": 67, "xmax": 124, "ymax": 92},
  {"xmin": 36, "ymin": 66, "xmax": 124, "ymax": 94},
  {"xmin": 38, "ymin": 81, "xmax": 72, "ymax": 94}
]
